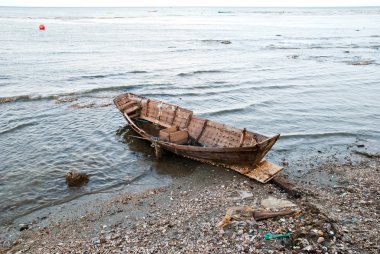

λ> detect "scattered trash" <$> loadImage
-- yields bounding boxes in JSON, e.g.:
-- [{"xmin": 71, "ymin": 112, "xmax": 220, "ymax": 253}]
[
  {"xmin": 261, "ymin": 196, "xmax": 298, "ymax": 210},
  {"xmin": 264, "ymin": 232, "xmax": 292, "ymax": 240},
  {"xmin": 217, "ymin": 206, "xmax": 254, "ymax": 229},
  {"xmin": 218, "ymin": 206, "xmax": 296, "ymax": 229},
  {"xmin": 317, "ymin": 236, "xmax": 325, "ymax": 243},
  {"xmin": 229, "ymin": 190, "xmax": 253, "ymax": 200}
]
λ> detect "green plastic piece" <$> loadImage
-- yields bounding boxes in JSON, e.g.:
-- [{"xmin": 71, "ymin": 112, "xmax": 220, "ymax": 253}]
[{"xmin": 264, "ymin": 232, "xmax": 292, "ymax": 240}]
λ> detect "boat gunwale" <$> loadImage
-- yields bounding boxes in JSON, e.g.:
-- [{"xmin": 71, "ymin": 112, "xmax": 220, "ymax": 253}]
[{"xmin": 114, "ymin": 93, "xmax": 280, "ymax": 150}]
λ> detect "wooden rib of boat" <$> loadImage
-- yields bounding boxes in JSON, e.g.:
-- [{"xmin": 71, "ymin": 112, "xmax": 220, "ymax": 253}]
[{"xmin": 114, "ymin": 93, "xmax": 283, "ymax": 183}]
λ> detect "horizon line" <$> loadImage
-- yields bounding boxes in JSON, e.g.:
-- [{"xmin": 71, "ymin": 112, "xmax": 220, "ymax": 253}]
[{"xmin": 1, "ymin": 5, "xmax": 380, "ymax": 8}]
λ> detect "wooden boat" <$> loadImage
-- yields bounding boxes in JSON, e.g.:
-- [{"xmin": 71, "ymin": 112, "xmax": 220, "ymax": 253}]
[{"xmin": 114, "ymin": 93, "xmax": 283, "ymax": 183}]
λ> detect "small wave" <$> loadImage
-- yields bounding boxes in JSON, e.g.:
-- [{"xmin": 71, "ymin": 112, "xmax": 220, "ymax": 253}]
[
  {"xmin": 177, "ymin": 70, "xmax": 224, "ymax": 77},
  {"xmin": 129, "ymin": 71, "xmax": 148, "ymax": 74},
  {"xmin": 201, "ymin": 106, "xmax": 247, "ymax": 116},
  {"xmin": 0, "ymin": 95, "xmax": 59, "ymax": 104},
  {"xmin": 54, "ymin": 97, "xmax": 78, "ymax": 104},
  {"xmin": 70, "ymin": 102, "xmax": 113, "ymax": 109},
  {"xmin": 189, "ymin": 81, "xmax": 228, "ymax": 89},
  {"xmin": 0, "ymin": 122, "xmax": 39, "ymax": 136},
  {"xmin": 144, "ymin": 82, "xmax": 303, "ymax": 98},
  {"xmin": 280, "ymin": 132, "xmax": 357, "ymax": 140},
  {"xmin": 0, "ymin": 85, "xmax": 138, "ymax": 104},
  {"xmin": 67, "ymin": 71, "xmax": 147, "ymax": 81},
  {"xmin": 345, "ymin": 60, "xmax": 375, "ymax": 66},
  {"xmin": 49, "ymin": 51, "xmax": 103, "ymax": 55},
  {"xmin": 0, "ymin": 76, "xmax": 10, "ymax": 80},
  {"xmin": 168, "ymin": 48, "xmax": 197, "ymax": 53},
  {"xmin": 266, "ymin": 45, "xmax": 301, "ymax": 50},
  {"xmin": 201, "ymin": 40, "xmax": 232, "ymax": 45},
  {"xmin": 82, "ymin": 84, "xmax": 155, "ymax": 94}
]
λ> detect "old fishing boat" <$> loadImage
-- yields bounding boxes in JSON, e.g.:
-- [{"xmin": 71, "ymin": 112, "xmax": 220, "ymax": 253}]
[{"xmin": 114, "ymin": 93, "xmax": 283, "ymax": 183}]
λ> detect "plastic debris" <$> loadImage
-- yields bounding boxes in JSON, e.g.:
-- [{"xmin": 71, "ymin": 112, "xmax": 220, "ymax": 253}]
[
  {"xmin": 264, "ymin": 232, "xmax": 292, "ymax": 240},
  {"xmin": 218, "ymin": 206, "xmax": 296, "ymax": 229},
  {"xmin": 261, "ymin": 196, "xmax": 297, "ymax": 210}
]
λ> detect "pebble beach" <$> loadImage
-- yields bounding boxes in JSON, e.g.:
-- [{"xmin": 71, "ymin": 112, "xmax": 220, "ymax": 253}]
[{"xmin": 2, "ymin": 156, "xmax": 379, "ymax": 253}]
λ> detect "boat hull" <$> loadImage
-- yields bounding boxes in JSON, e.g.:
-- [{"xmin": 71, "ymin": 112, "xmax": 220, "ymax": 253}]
[{"xmin": 114, "ymin": 93, "xmax": 283, "ymax": 182}]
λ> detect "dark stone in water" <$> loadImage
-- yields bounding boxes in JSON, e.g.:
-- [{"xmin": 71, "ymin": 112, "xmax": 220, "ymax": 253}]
[
  {"xmin": 66, "ymin": 170, "xmax": 89, "ymax": 187},
  {"xmin": 19, "ymin": 223, "xmax": 29, "ymax": 231}
]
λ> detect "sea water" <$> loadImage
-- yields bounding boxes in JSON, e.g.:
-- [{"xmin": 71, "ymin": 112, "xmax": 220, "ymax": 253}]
[{"xmin": 1, "ymin": 7, "xmax": 380, "ymax": 225}]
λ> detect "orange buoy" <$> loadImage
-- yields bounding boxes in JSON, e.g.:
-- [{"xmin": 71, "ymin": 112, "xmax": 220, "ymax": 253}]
[{"xmin": 39, "ymin": 24, "xmax": 45, "ymax": 30}]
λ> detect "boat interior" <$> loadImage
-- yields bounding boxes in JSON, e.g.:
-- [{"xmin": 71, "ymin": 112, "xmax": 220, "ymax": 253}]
[{"xmin": 115, "ymin": 93, "xmax": 270, "ymax": 148}]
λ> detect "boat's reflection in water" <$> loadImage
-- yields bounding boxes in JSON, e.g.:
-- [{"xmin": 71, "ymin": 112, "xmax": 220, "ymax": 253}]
[{"xmin": 117, "ymin": 122, "xmax": 199, "ymax": 178}]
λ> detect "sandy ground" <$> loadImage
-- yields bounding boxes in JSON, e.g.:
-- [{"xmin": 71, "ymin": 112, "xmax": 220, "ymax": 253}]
[{"xmin": 1, "ymin": 156, "xmax": 379, "ymax": 254}]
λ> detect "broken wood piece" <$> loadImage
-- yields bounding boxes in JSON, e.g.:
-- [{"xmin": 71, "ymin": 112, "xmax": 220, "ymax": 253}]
[
  {"xmin": 253, "ymin": 209, "xmax": 295, "ymax": 221},
  {"xmin": 271, "ymin": 175, "xmax": 301, "ymax": 198},
  {"xmin": 218, "ymin": 206, "xmax": 297, "ymax": 229},
  {"xmin": 224, "ymin": 160, "xmax": 283, "ymax": 183}
]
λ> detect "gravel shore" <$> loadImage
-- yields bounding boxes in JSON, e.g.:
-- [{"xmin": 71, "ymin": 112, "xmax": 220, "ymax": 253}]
[{"xmin": 1, "ymin": 157, "xmax": 379, "ymax": 254}]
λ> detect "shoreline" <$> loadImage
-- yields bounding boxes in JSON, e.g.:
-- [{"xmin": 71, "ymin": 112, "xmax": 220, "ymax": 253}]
[{"xmin": 1, "ymin": 156, "xmax": 379, "ymax": 253}]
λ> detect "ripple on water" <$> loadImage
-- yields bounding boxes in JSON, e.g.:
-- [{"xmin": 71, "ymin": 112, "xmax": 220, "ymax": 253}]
[{"xmin": 0, "ymin": 121, "xmax": 39, "ymax": 135}]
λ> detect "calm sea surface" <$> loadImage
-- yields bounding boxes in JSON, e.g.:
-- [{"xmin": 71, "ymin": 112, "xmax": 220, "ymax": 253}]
[{"xmin": 0, "ymin": 7, "xmax": 380, "ymax": 225}]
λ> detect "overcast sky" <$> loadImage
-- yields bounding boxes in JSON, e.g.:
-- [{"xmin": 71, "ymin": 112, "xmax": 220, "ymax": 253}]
[{"xmin": 1, "ymin": 0, "xmax": 379, "ymax": 7}]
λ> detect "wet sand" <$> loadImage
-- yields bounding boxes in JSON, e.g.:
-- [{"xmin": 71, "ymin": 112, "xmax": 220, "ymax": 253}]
[{"xmin": 1, "ymin": 156, "xmax": 379, "ymax": 254}]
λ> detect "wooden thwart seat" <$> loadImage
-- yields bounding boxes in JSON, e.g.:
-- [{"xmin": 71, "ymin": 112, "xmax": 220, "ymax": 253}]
[{"xmin": 159, "ymin": 126, "xmax": 189, "ymax": 145}]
